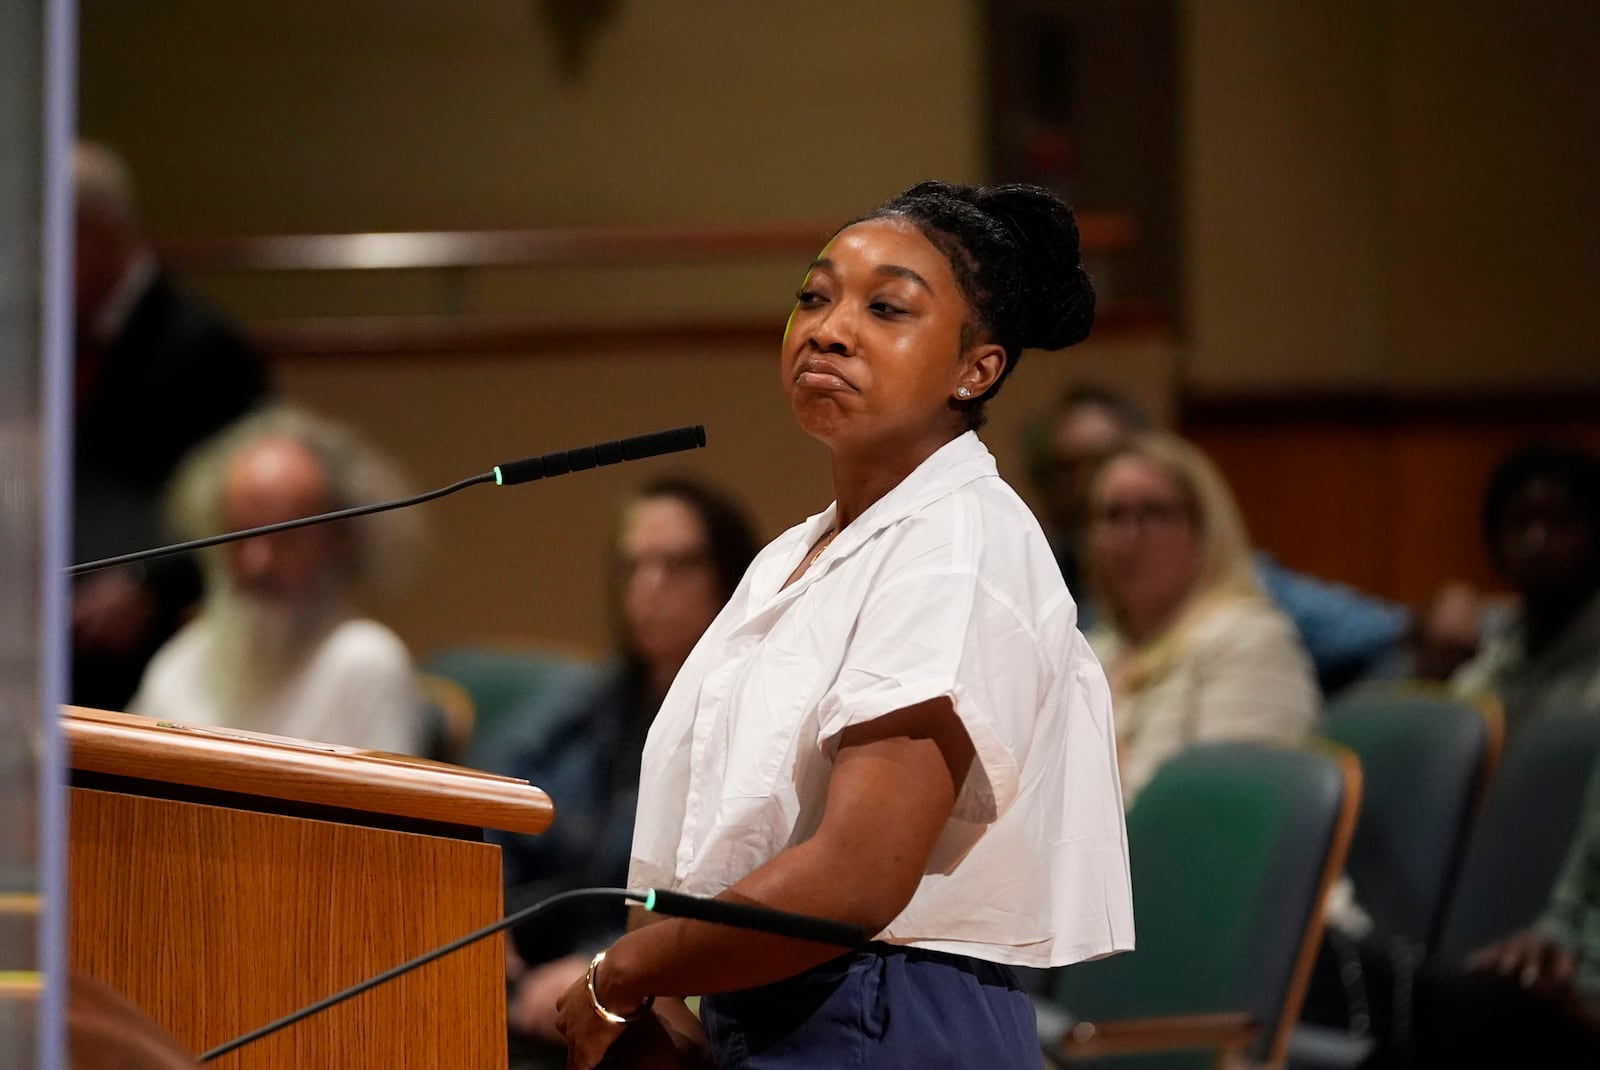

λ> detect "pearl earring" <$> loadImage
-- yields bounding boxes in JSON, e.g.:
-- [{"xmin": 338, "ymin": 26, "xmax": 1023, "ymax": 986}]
[{"xmin": 957, "ymin": 386, "xmax": 972, "ymax": 399}]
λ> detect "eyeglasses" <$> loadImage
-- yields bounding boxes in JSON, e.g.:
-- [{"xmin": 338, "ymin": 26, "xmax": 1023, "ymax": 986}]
[
  {"xmin": 619, "ymin": 548, "xmax": 713, "ymax": 582},
  {"xmin": 1089, "ymin": 500, "xmax": 1192, "ymax": 532}
]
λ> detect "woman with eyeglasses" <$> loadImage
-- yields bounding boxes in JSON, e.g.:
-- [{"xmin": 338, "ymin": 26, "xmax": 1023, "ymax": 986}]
[{"xmin": 1084, "ymin": 432, "xmax": 1318, "ymax": 804}]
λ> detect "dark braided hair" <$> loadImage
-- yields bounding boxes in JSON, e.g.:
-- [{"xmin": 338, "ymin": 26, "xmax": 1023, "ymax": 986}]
[{"xmin": 850, "ymin": 181, "xmax": 1096, "ymax": 428}]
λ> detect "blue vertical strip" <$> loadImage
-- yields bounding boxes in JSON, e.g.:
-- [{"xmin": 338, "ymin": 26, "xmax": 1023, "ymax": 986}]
[{"xmin": 37, "ymin": 0, "xmax": 77, "ymax": 1066}]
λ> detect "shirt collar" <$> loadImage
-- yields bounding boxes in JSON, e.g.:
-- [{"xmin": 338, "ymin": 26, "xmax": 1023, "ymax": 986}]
[
  {"xmin": 835, "ymin": 430, "xmax": 996, "ymax": 543},
  {"xmin": 763, "ymin": 431, "xmax": 996, "ymax": 601},
  {"xmin": 91, "ymin": 252, "xmax": 157, "ymax": 344}
]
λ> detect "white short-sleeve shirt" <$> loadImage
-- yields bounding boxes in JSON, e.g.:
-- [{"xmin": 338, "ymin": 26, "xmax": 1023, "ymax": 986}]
[{"xmin": 629, "ymin": 432, "xmax": 1134, "ymax": 968}]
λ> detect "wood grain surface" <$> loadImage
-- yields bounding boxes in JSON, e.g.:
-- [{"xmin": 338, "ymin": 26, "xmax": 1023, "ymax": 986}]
[{"xmin": 69, "ymin": 786, "xmax": 508, "ymax": 1069}]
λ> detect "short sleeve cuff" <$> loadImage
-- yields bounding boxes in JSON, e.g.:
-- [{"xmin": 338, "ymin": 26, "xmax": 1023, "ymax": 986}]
[{"xmin": 817, "ymin": 680, "xmax": 1020, "ymax": 825}]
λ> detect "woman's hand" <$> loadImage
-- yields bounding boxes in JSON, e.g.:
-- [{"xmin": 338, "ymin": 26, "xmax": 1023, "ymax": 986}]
[
  {"xmin": 555, "ymin": 970, "xmax": 630, "ymax": 1070},
  {"xmin": 510, "ymin": 954, "xmax": 589, "ymax": 1045},
  {"xmin": 1465, "ymin": 929, "xmax": 1576, "ymax": 999},
  {"xmin": 505, "ymin": 934, "xmax": 529, "ymax": 982}
]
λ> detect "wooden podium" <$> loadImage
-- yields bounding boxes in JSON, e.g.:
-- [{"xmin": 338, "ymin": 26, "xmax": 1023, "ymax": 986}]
[{"xmin": 64, "ymin": 707, "xmax": 553, "ymax": 1068}]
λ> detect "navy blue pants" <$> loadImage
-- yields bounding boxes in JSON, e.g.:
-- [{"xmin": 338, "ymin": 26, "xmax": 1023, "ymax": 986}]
[{"xmin": 700, "ymin": 943, "xmax": 1043, "ymax": 1069}]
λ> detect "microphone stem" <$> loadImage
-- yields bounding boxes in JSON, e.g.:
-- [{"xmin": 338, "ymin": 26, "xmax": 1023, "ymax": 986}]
[
  {"xmin": 198, "ymin": 883, "xmax": 865, "ymax": 1062},
  {"xmin": 198, "ymin": 886, "xmax": 645, "ymax": 1063},
  {"xmin": 68, "ymin": 472, "xmax": 494, "ymax": 578},
  {"xmin": 69, "ymin": 424, "xmax": 706, "ymax": 577}
]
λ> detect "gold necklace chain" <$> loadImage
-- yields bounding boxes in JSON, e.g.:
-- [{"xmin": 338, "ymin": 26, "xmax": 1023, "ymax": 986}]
[{"xmin": 804, "ymin": 526, "xmax": 837, "ymax": 569}]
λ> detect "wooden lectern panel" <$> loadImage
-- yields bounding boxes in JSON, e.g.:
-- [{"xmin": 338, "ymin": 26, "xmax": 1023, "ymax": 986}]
[{"xmin": 70, "ymin": 787, "xmax": 507, "ymax": 1068}]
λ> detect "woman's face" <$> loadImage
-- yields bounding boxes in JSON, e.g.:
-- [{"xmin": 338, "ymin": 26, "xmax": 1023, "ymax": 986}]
[
  {"xmin": 782, "ymin": 217, "xmax": 998, "ymax": 455},
  {"xmin": 618, "ymin": 496, "xmax": 723, "ymax": 674},
  {"xmin": 1088, "ymin": 454, "xmax": 1203, "ymax": 635}
]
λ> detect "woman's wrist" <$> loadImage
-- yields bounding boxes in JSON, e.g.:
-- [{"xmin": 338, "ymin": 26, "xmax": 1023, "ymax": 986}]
[{"xmin": 588, "ymin": 946, "xmax": 652, "ymax": 1023}]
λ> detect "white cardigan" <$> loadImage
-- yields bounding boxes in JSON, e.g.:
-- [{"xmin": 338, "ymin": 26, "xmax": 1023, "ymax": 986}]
[{"xmin": 1092, "ymin": 597, "xmax": 1319, "ymax": 806}]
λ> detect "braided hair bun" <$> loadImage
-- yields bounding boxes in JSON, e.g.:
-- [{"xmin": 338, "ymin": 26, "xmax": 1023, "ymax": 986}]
[
  {"xmin": 973, "ymin": 184, "xmax": 1096, "ymax": 351},
  {"xmin": 857, "ymin": 181, "xmax": 1095, "ymax": 418}
]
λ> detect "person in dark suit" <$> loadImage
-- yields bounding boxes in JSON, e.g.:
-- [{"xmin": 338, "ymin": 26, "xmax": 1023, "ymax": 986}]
[{"xmin": 71, "ymin": 141, "xmax": 273, "ymax": 711}]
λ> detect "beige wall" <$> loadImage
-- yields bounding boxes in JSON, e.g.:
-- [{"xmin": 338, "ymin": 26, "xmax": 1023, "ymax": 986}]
[
  {"xmin": 1184, "ymin": 2, "xmax": 1390, "ymax": 392},
  {"xmin": 1183, "ymin": 1, "xmax": 1600, "ymax": 394},
  {"xmin": 80, "ymin": 0, "xmax": 1179, "ymax": 657},
  {"xmin": 1384, "ymin": 3, "xmax": 1600, "ymax": 389},
  {"xmin": 80, "ymin": 0, "xmax": 985, "ymax": 233}
]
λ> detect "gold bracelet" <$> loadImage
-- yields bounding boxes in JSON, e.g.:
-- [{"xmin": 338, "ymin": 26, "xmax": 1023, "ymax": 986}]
[{"xmin": 586, "ymin": 949, "xmax": 653, "ymax": 1025}]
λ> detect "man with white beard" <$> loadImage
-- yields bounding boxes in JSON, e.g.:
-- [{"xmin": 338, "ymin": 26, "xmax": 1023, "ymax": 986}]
[{"xmin": 129, "ymin": 408, "xmax": 423, "ymax": 754}]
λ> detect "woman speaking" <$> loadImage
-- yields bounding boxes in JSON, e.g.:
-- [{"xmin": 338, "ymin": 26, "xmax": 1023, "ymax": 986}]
[{"xmin": 557, "ymin": 181, "xmax": 1134, "ymax": 1068}]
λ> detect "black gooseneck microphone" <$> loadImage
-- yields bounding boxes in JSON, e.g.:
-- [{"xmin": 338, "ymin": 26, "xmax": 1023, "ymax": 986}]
[
  {"xmin": 69, "ymin": 425, "xmax": 708, "ymax": 578},
  {"xmin": 198, "ymin": 886, "xmax": 868, "ymax": 1063}
]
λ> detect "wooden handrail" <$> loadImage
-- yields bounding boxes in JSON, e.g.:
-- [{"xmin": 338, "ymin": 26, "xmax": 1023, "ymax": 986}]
[
  {"xmin": 156, "ymin": 217, "xmax": 1155, "ymax": 359},
  {"xmin": 242, "ymin": 301, "xmax": 1171, "ymax": 358},
  {"xmin": 156, "ymin": 214, "xmax": 1138, "ymax": 274},
  {"xmin": 248, "ymin": 313, "xmax": 783, "ymax": 357}
]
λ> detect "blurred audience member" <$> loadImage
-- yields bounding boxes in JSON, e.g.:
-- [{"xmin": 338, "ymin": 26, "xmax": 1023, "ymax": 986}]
[
  {"xmin": 1453, "ymin": 443, "xmax": 1600, "ymax": 737},
  {"xmin": 1085, "ymin": 433, "xmax": 1318, "ymax": 803},
  {"xmin": 1026, "ymin": 383, "xmax": 1410, "ymax": 690},
  {"xmin": 1411, "ymin": 581, "xmax": 1496, "ymax": 683},
  {"xmin": 129, "ymin": 408, "xmax": 423, "ymax": 754},
  {"xmin": 1353, "ymin": 580, "xmax": 1501, "ymax": 686},
  {"xmin": 1364, "ymin": 751, "xmax": 1600, "ymax": 1067},
  {"xmin": 72, "ymin": 141, "xmax": 273, "ymax": 710},
  {"xmin": 498, "ymin": 478, "xmax": 759, "ymax": 1065},
  {"xmin": 1026, "ymin": 382, "xmax": 1152, "ymax": 601}
]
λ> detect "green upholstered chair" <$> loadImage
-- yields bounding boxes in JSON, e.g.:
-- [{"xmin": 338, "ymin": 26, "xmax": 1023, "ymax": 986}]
[
  {"xmin": 1433, "ymin": 713, "xmax": 1600, "ymax": 967},
  {"xmin": 422, "ymin": 645, "xmax": 598, "ymax": 775},
  {"xmin": 1039, "ymin": 741, "xmax": 1362, "ymax": 1070},
  {"xmin": 1288, "ymin": 690, "xmax": 1501, "ymax": 1069},
  {"xmin": 1321, "ymin": 690, "xmax": 1501, "ymax": 950},
  {"xmin": 1291, "ymin": 715, "xmax": 1600, "ymax": 1069},
  {"xmin": 415, "ymin": 671, "xmax": 479, "ymax": 765}
]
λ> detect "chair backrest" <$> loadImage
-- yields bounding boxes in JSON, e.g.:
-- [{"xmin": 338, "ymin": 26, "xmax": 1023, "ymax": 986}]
[
  {"xmin": 423, "ymin": 645, "xmax": 598, "ymax": 774},
  {"xmin": 1433, "ymin": 713, "xmax": 1600, "ymax": 965},
  {"xmin": 1049, "ymin": 742, "xmax": 1361, "ymax": 1067},
  {"xmin": 416, "ymin": 672, "xmax": 477, "ymax": 765},
  {"xmin": 1320, "ymin": 691, "xmax": 1499, "ymax": 949}
]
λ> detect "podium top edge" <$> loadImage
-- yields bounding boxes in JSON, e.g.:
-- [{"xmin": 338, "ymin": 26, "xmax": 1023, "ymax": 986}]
[{"xmin": 62, "ymin": 706, "xmax": 554, "ymax": 836}]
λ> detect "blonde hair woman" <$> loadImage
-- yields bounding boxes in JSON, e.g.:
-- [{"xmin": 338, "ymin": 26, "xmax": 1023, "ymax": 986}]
[{"xmin": 1085, "ymin": 432, "xmax": 1317, "ymax": 803}]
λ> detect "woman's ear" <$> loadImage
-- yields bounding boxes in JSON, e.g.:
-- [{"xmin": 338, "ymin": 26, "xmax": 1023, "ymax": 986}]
[{"xmin": 959, "ymin": 342, "xmax": 1008, "ymax": 399}]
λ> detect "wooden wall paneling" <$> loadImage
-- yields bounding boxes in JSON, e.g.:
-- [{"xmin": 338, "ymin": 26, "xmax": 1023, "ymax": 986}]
[
  {"xmin": 1386, "ymin": 419, "xmax": 1600, "ymax": 606},
  {"xmin": 1187, "ymin": 422, "xmax": 1392, "ymax": 597},
  {"xmin": 1188, "ymin": 399, "xmax": 1600, "ymax": 607}
]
